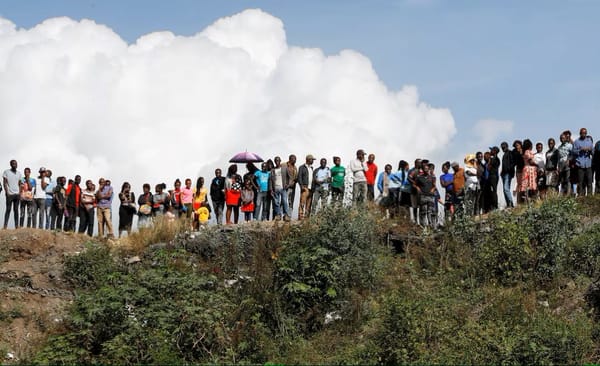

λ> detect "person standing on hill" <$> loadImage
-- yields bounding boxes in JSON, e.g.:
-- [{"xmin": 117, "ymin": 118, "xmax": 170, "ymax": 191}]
[
  {"xmin": 365, "ymin": 153, "xmax": 378, "ymax": 202},
  {"xmin": 594, "ymin": 139, "xmax": 600, "ymax": 194},
  {"xmin": 210, "ymin": 169, "xmax": 226, "ymax": 225},
  {"xmin": 271, "ymin": 156, "xmax": 291, "ymax": 221},
  {"xmin": 19, "ymin": 167, "xmax": 36, "ymax": 228},
  {"xmin": 573, "ymin": 127, "xmax": 594, "ymax": 196},
  {"xmin": 50, "ymin": 176, "xmax": 66, "ymax": 230},
  {"xmin": 311, "ymin": 158, "xmax": 331, "ymax": 214},
  {"xmin": 254, "ymin": 162, "xmax": 271, "ymax": 221},
  {"xmin": 33, "ymin": 167, "xmax": 48, "ymax": 229},
  {"xmin": 349, "ymin": 149, "xmax": 368, "ymax": 205},
  {"xmin": 330, "ymin": 156, "xmax": 346, "ymax": 205},
  {"xmin": 79, "ymin": 180, "xmax": 96, "ymax": 236},
  {"xmin": 285, "ymin": 155, "xmax": 298, "ymax": 217},
  {"xmin": 96, "ymin": 178, "xmax": 114, "ymax": 238},
  {"xmin": 3, "ymin": 160, "xmax": 22, "ymax": 229},
  {"xmin": 297, "ymin": 154, "xmax": 315, "ymax": 220},
  {"xmin": 488, "ymin": 147, "xmax": 501, "ymax": 211},
  {"xmin": 224, "ymin": 164, "xmax": 242, "ymax": 224},
  {"xmin": 63, "ymin": 175, "xmax": 81, "ymax": 232},
  {"xmin": 407, "ymin": 158, "xmax": 422, "ymax": 222},
  {"xmin": 500, "ymin": 142, "xmax": 515, "ymax": 208}
]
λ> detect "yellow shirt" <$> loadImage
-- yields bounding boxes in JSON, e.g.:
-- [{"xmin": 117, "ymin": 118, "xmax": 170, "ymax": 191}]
[{"xmin": 196, "ymin": 206, "xmax": 210, "ymax": 223}]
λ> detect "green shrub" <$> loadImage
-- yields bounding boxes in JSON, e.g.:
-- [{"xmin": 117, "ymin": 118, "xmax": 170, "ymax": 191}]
[
  {"xmin": 63, "ymin": 242, "xmax": 121, "ymax": 289},
  {"xmin": 566, "ymin": 223, "xmax": 600, "ymax": 277},
  {"xmin": 274, "ymin": 205, "xmax": 385, "ymax": 332}
]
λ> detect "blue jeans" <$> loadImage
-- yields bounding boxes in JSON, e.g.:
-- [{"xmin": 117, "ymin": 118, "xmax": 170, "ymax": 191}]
[
  {"xmin": 501, "ymin": 173, "xmax": 514, "ymax": 208},
  {"xmin": 273, "ymin": 188, "xmax": 289, "ymax": 217},
  {"xmin": 254, "ymin": 191, "xmax": 269, "ymax": 220}
]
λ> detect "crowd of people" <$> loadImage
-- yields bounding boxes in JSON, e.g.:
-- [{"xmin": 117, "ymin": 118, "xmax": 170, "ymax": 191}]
[{"xmin": 2, "ymin": 127, "xmax": 600, "ymax": 236}]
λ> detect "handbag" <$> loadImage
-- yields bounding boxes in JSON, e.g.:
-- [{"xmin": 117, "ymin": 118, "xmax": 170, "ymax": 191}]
[{"xmin": 139, "ymin": 204, "xmax": 152, "ymax": 215}]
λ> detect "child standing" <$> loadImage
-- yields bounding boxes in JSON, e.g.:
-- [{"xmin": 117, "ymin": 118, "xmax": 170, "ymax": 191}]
[{"xmin": 240, "ymin": 180, "xmax": 255, "ymax": 222}]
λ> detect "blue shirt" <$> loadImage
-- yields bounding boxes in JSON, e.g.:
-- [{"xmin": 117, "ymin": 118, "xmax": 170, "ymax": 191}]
[
  {"xmin": 254, "ymin": 170, "xmax": 270, "ymax": 192},
  {"xmin": 573, "ymin": 136, "xmax": 594, "ymax": 168},
  {"xmin": 440, "ymin": 172, "xmax": 454, "ymax": 193}
]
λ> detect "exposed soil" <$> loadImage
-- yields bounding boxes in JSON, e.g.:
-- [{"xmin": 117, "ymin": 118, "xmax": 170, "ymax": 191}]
[{"xmin": 0, "ymin": 229, "xmax": 89, "ymax": 363}]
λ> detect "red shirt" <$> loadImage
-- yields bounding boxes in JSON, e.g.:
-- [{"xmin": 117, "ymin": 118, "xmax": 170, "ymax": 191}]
[{"xmin": 365, "ymin": 162, "xmax": 378, "ymax": 185}]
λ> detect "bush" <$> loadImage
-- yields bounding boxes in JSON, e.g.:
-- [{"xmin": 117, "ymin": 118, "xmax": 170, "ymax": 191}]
[
  {"xmin": 274, "ymin": 205, "xmax": 385, "ymax": 332},
  {"xmin": 566, "ymin": 223, "xmax": 600, "ymax": 277}
]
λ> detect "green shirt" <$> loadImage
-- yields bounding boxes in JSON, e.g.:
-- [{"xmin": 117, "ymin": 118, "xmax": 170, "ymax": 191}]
[{"xmin": 330, "ymin": 165, "xmax": 346, "ymax": 188}]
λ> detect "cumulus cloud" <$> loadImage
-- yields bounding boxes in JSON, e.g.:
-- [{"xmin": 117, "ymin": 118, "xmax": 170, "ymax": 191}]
[
  {"xmin": 0, "ymin": 9, "xmax": 455, "ymax": 196},
  {"xmin": 473, "ymin": 118, "xmax": 515, "ymax": 146}
]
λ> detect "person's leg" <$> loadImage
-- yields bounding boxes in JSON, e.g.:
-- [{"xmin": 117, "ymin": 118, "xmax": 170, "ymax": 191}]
[
  {"xmin": 273, "ymin": 189, "xmax": 282, "ymax": 218},
  {"xmin": 45, "ymin": 198, "xmax": 52, "ymax": 230},
  {"xmin": 19, "ymin": 200, "xmax": 28, "ymax": 228},
  {"xmin": 104, "ymin": 209, "xmax": 113, "ymax": 238},
  {"xmin": 78, "ymin": 208, "xmax": 88, "ymax": 234},
  {"xmin": 281, "ymin": 189, "xmax": 290, "ymax": 219},
  {"xmin": 367, "ymin": 184, "xmax": 375, "ymax": 202},
  {"xmin": 298, "ymin": 188, "xmax": 308, "ymax": 220},
  {"xmin": 595, "ymin": 170, "xmax": 600, "ymax": 195},
  {"xmin": 4, "ymin": 194, "xmax": 18, "ymax": 229},
  {"xmin": 97, "ymin": 208, "xmax": 105, "ymax": 237},
  {"xmin": 226, "ymin": 205, "xmax": 232, "ymax": 224},
  {"xmin": 585, "ymin": 168, "xmax": 593, "ymax": 196},
  {"xmin": 288, "ymin": 188, "xmax": 295, "ymax": 217},
  {"xmin": 233, "ymin": 206, "xmax": 239, "ymax": 224},
  {"xmin": 502, "ymin": 174, "xmax": 513, "ymax": 208}
]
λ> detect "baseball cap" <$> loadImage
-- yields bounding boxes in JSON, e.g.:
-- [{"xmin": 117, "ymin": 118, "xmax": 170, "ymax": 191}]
[
  {"xmin": 39, "ymin": 167, "xmax": 46, "ymax": 173},
  {"xmin": 306, "ymin": 154, "xmax": 315, "ymax": 160}
]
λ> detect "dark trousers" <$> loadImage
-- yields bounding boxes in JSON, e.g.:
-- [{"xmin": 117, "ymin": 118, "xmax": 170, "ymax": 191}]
[
  {"xmin": 78, "ymin": 207, "xmax": 95, "ymax": 236},
  {"xmin": 578, "ymin": 167, "xmax": 593, "ymax": 196},
  {"xmin": 50, "ymin": 204, "xmax": 64, "ymax": 230},
  {"xmin": 19, "ymin": 199, "xmax": 34, "ymax": 228},
  {"xmin": 63, "ymin": 206, "xmax": 78, "ymax": 232},
  {"xmin": 367, "ymin": 184, "xmax": 375, "ymax": 201},
  {"xmin": 4, "ymin": 194, "xmax": 19, "ymax": 228}
]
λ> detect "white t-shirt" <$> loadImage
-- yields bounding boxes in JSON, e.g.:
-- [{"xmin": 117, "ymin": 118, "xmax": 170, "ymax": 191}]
[
  {"xmin": 273, "ymin": 168, "xmax": 283, "ymax": 190},
  {"xmin": 2, "ymin": 169, "xmax": 22, "ymax": 195},
  {"xmin": 34, "ymin": 177, "xmax": 49, "ymax": 199},
  {"xmin": 349, "ymin": 159, "xmax": 367, "ymax": 183}
]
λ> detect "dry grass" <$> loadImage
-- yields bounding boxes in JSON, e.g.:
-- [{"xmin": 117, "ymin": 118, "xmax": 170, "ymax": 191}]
[{"xmin": 116, "ymin": 216, "xmax": 191, "ymax": 254}]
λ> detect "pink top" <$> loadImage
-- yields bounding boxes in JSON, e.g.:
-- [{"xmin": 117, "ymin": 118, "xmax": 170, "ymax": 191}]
[{"xmin": 181, "ymin": 187, "xmax": 193, "ymax": 204}]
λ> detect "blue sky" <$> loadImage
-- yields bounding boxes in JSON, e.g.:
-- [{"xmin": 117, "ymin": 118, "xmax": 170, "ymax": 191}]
[{"xmin": 2, "ymin": 0, "xmax": 599, "ymax": 151}]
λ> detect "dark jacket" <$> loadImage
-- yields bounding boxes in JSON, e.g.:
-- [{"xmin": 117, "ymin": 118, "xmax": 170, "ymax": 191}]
[
  {"xmin": 501, "ymin": 150, "xmax": 515, "ymax": 177},
  {"xmin": 297, "ymin": 164, "xmax": 313, "ymax": 188},
  {"xmin": 210, "ymin": 176, "xmax": 226, "ymax": 202}
]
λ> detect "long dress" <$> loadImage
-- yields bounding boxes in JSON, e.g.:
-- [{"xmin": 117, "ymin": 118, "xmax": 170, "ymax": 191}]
[{"xmin": 119, "ymin": 192, "xmax": 136, "ymax": 231}]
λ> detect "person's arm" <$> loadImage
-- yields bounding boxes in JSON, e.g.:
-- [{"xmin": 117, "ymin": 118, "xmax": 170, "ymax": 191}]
[
  {"xmin": 377, "ymin": 173, "xmax": 383, "ymax": 193},
  {"xmin": 3, "ymin": 176, "xmax": 9, "ymax": 196}
]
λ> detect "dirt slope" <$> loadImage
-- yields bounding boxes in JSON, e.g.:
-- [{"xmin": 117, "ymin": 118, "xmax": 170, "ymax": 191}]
[{"xmin": 0, "ymin": 229, "xmax": 89, "ymax": 363}]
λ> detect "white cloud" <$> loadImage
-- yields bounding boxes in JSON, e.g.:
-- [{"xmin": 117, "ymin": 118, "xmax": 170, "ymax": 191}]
[
  {"xmin": 473, "ymin": 118, "xmax": 515, "ymax": 146},
  {"xmin": 0, "ymin": 9, "xmax": 456, "ymax": 198}
]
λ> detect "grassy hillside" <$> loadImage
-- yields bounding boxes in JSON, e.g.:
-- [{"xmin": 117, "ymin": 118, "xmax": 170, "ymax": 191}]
[{"xmin": 4, "ymin": 195, "xmax": 600, "ymax": 364}]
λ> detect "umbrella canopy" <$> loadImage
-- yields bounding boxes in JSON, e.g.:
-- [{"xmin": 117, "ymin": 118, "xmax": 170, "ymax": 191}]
[{"xmin": 229, "ymin": 151, "xmax": 264, "ymax": 163}]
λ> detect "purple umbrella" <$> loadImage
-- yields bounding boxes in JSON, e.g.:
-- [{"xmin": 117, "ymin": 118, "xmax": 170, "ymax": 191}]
[{"xmin": 229, "ymin": 151, "xmax": 264, "ymax": 163}]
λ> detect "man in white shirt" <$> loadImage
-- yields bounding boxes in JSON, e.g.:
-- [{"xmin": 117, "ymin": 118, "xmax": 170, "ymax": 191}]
[
  {"xmin": 3, "ymin": 160, "xmax": 22, "ymax": 229},
  {"xmin": 33, "ymin": 167, "xmax": 49, "ymax": 229},
  {"xmin": 349, "ymin": 149, "xmax": 368, "ymax": 205},
  {"xmin": 311, "ymin": 158, "xmax": 331, "ymax": 214}
]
